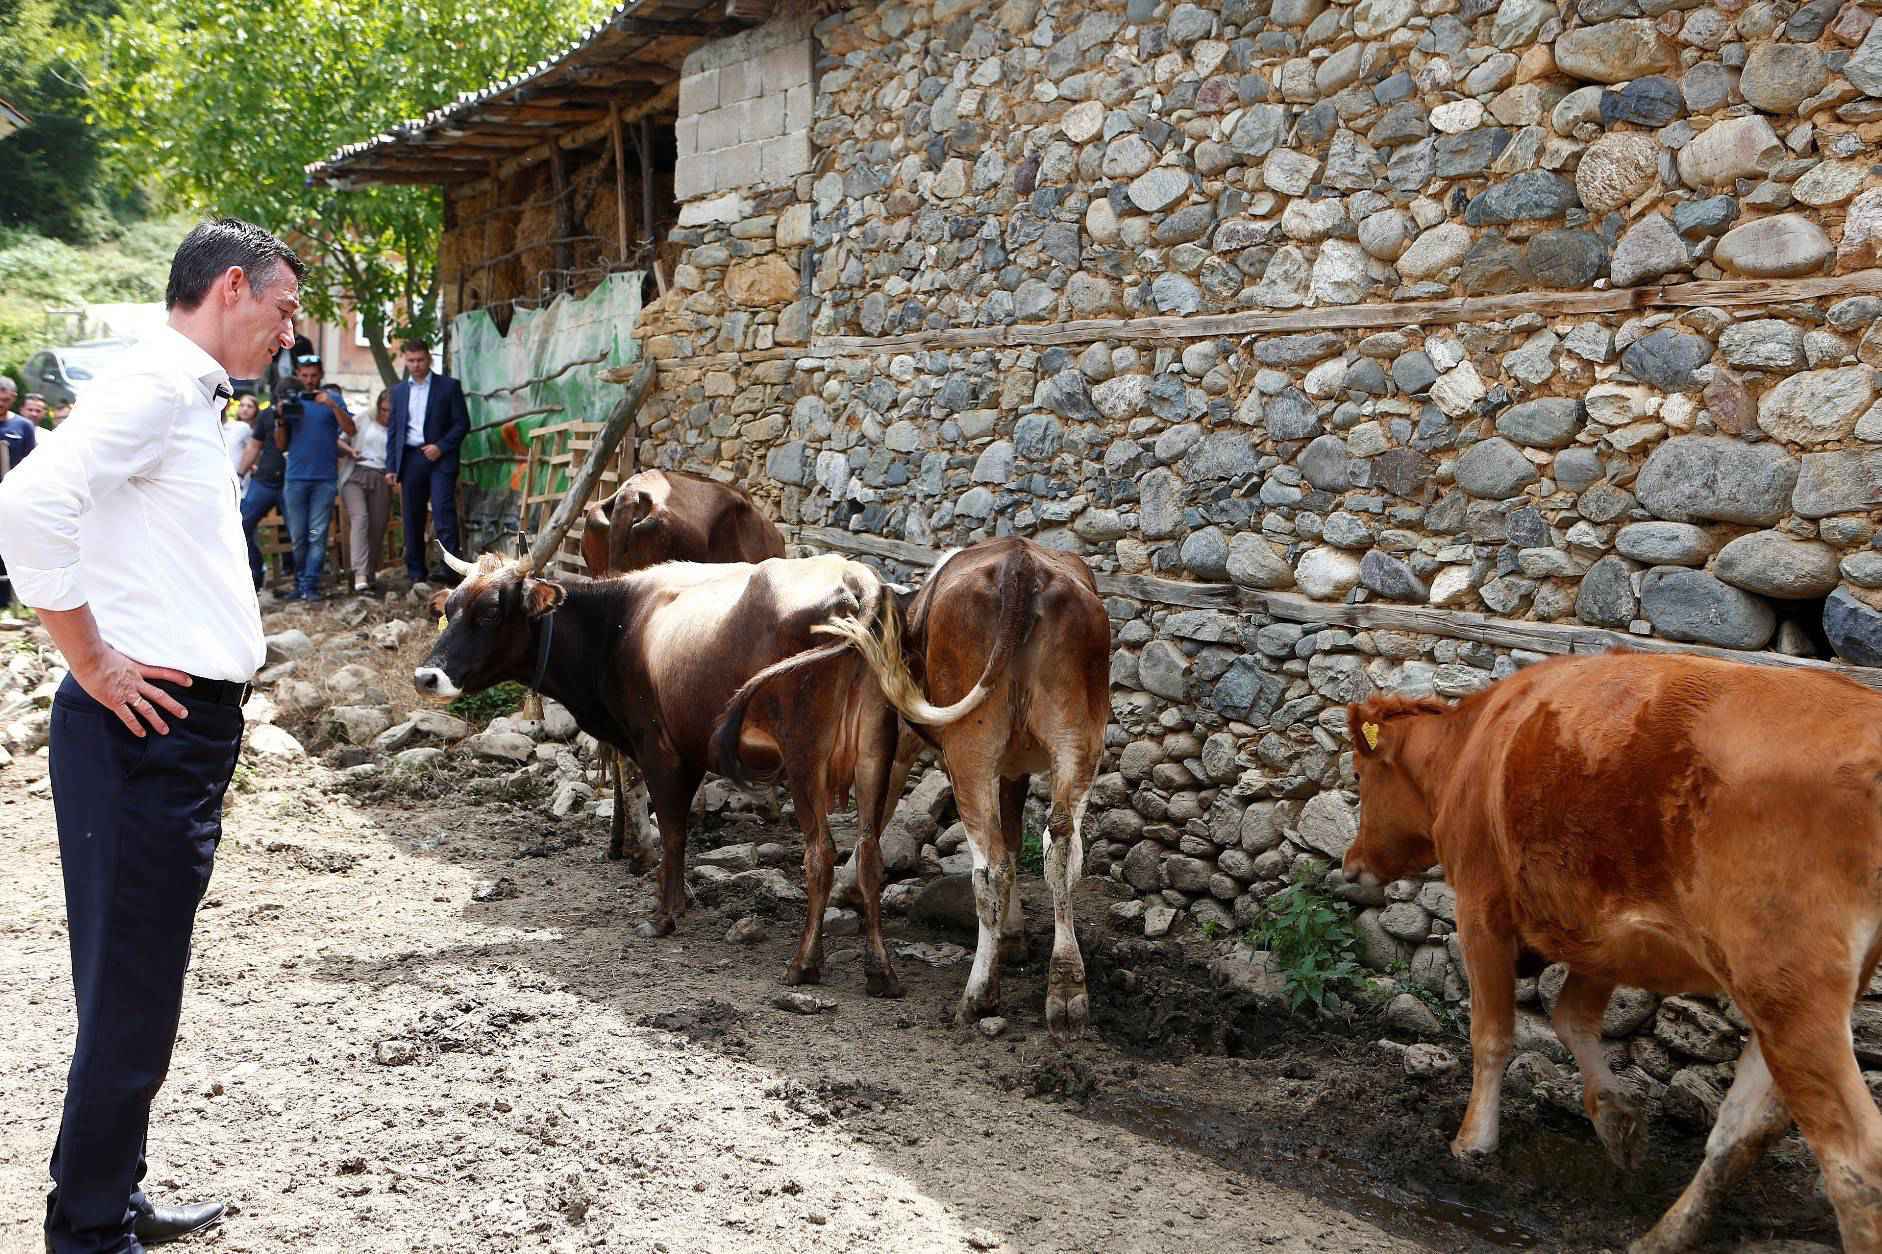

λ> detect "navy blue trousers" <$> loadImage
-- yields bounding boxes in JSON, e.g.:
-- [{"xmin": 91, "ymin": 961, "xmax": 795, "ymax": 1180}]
[
  {"xmin": 44, "ymin": 675, "xmax": 243, "ymax": 1254},
  {"xmin": 398, "ymin": 455, "xmax": 461, "ymax": 581}
]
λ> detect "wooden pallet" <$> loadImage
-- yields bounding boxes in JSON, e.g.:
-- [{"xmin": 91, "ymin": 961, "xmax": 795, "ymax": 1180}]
[{"xmin": 518, "ymin": 419, "xmax": 635, "ymax": 576}]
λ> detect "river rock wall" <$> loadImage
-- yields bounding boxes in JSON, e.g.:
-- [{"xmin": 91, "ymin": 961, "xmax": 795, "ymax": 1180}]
[{"xmin": 627, "ymin": 0, "xmax": 1882, "ymax": 1114}]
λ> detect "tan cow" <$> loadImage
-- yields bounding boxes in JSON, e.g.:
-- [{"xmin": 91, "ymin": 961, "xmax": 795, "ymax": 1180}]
[
  {"xmin": 1342, "ymin": 650, "xmax": 1882, "ymax": 1254},
  {"xmin": 831, "ymin": 538, "xmax": 1111, "ymax": 1039},
  {"xmin": 578, "ymin": 469, "xmax": 786, "ymax": 868}
]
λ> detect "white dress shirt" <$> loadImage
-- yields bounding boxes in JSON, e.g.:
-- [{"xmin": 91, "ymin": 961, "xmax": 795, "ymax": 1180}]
[
  {"xmin": 405, "ymin": 375, "xmax": 432, "ymax": 447},
  {"xmin": 352, "ymin": 415, "xmax": 389, "ymax": 470},
  {"xmin": 0, "ymin": 325, "xmax": 265, "ymax": 682}
]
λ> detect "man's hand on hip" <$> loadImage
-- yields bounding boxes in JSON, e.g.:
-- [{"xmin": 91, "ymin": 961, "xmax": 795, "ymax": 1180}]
[
  {"xmin": 385, "ymin": 472, "xmax": 398, "ymax": 486},
  {"xmin": 74, "ymin": 647, "xmax": 191, "ymax": 738},
  {"xmin": 422, "ymin": 444, "xmax": 443, "ymax": 462},
  {"xmin": 35, "ymin": 605, "xmax": 192, "ymax": 737}
]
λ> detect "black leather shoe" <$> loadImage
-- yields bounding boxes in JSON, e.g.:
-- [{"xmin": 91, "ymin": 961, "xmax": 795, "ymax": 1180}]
[{"xmin": 133, "ymin": 1200, "xmax": 225, "ymax": 1245}]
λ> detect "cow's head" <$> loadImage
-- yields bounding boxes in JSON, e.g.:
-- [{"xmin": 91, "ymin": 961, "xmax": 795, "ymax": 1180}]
[
  {"xmin": 1342, "ymin": 697, "xmax": 1448, "ymax": 887},
  {"xmin": 608, "ymin": 488, "xmax": 680, "ymax": 572},
  {"xmin": 413, "ymin": 549, "xmax": 566, "ymax": 699}
]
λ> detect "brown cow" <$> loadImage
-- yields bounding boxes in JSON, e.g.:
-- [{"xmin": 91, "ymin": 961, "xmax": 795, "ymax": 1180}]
[
  {"xmin": 577, "ymin": 469, "xmax": 786, "ymax": 867},
  {"xmin": 416, "ymin": 550, "xmax": 995, "ymax": 995},
  {"xmin": 826, "ymin": 539, "xmax": 1111, "ymax": 1039},
  {"xmin": 580, "ymin": 468, "xmax": 784, "ymax": 579},
  {"xmin": 1342, "ymin": 650, "xmax": 1882, "ymax": 1254}
]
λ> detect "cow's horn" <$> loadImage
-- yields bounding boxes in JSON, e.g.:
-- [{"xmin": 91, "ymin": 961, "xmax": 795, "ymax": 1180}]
[{"xmin": 438, "ymin": 544, "xmax": 477, "ymax": 577}]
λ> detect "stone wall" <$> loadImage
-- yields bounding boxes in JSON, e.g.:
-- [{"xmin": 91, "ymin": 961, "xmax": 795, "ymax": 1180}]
[
  {"xmin": 625, "ymin": 0, "xmax": 1882, "ymax": 1116},
  {"xmin": 676, "ymin": 17, "xmax": 817, "ymax": 200}
]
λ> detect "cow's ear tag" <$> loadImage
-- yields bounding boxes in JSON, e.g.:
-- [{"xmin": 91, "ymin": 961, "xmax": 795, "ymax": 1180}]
[
  {"xmin": 1361, "ymin": 721, "xmax": 1381, "ymax": 751},
  {"xmin": 437, "ymin": 614, "xmax": 448, "ymax": 634}
]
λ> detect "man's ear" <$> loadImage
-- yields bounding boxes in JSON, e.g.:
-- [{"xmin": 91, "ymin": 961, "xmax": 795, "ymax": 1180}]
[{"xmin": 524, "ymin": 578, "xmax": 566, "ymax": 618}]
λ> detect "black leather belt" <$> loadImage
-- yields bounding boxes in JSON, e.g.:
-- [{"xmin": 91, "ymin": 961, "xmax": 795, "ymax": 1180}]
[{"xmin": 153, "ymin": 675, "xmax": 253, "ymax": 708}]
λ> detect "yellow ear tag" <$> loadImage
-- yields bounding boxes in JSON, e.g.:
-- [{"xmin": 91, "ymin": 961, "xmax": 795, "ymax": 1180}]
[
  {"xmin": 437, "ymin": 614, "xmax": 448, "ymax": 634},
  {"xmin": 1361, "ymin": 722, "xmax": 1381, "ymax": 751}
]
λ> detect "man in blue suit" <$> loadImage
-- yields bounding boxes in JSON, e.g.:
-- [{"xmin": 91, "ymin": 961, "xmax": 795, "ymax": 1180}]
[{"xmin": 384, "ymin": 339, "xmax": 470, "ymax": 584}]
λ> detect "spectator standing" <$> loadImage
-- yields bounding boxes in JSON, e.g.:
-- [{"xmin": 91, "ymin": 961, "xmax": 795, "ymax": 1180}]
[
  {"xmin": 0, "ymin": 377, "xmax": 34, "ymax": 610},
  {"xmin": 21, "ymin": 392, "xmax": 50, "ymax": 427},
  {"xmin": 240, "ymin": 397, "xmax": 292, "ymax": 593},
  {"xmin": 0, "ymin": 216, "xmax": 303, "ymax": 1254},
  {"xmin": 338, "ymin": 389, "xmax": 393, "ymax": 593},
  {"xmin": 0, "ymin": 378, "xmax": 37, "ymax": 471},
  {"xmin": 272, "ymin": 352, "xmax": 352, "ymax": 601},
  {"xmin": 385, "ymin": 339, "xmax": 469, "ymax": 583},
  {"xmin": 223, "ymin": 393, "xmax": 257, "ymax": 490}
]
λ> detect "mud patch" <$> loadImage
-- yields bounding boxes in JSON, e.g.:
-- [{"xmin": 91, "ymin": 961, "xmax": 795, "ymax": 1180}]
[
  {"xmin": 638, "ymin": 998, "xmax": 756, "ymax": 1060},
  {"xmin": 765, "ymin": 1076, "xmax": 906, "ymax": 1127}
]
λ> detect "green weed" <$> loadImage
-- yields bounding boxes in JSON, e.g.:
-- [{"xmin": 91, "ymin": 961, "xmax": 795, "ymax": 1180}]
[
  {"xmin": 448, "ymin": 681, "xmax": 527, "ymax": 725},
  {"xmin": 1244, "ymin": 870, "xmax": 1365, "ymax": 1016}
]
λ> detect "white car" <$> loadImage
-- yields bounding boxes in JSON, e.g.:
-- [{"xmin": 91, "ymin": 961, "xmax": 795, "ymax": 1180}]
[{"xmin": 22, "ymin": 339, "xmax": 137, "ymax": 409}]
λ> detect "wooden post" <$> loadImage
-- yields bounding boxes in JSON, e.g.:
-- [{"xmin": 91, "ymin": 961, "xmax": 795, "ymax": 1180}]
[
  {"xmin": 548, "ymin": 144, "xmax": 575, "ymax": 289},
  {"xmin": 609, "ymin": 99, "xmax": 632, "ymax": 265},
  {"xmin": 638, "ymin": 117, "xmax": 668, "ymax": 299},
  {"xmin": 524, "ymin": 358, "xmax": 655, "ymax": 572}
]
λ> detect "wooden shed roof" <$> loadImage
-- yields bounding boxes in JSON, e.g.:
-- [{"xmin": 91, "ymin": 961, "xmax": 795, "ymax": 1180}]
[{"xmin": 306, "ymin": 0, "xmax": 737, "ymax": 188}]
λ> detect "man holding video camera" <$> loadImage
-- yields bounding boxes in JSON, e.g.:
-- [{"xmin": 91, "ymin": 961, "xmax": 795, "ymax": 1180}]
[{"xmin": 271, "ymin": 352, "xmax": 352, "ymax": 601}]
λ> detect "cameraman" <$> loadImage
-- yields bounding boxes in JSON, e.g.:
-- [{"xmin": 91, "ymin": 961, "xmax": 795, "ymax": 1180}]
[{"xmin": 272, "ymin": 352, "xmax": 353, "ymax": 601}]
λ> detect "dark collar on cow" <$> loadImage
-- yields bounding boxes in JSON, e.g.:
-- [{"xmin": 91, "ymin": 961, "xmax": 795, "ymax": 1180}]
[{"xmin": 529, "ymin": 609, "xmax": 556, "ymax": 695}]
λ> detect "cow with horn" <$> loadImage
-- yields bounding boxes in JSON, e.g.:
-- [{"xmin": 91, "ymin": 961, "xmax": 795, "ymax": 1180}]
[{"xmin": 414, "ymin": 546, "xmax": 995, "ymax": 996}]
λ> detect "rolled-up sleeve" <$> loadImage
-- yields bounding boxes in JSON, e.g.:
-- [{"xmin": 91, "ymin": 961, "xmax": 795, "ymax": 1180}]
[{"xmin": 0, "ymin": 375, "xmax": 178, "ymax": 610}]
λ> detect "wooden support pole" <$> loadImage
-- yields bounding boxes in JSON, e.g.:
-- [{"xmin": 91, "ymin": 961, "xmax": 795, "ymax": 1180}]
[
  {"xmin": 639, "ymin": 116, "xmax": 668, "ymax": 299},
  {"xmin": 525, "ymin": 358, "xmax": 655, "ymax": 571},
  {"xmin": 548, "ymin": 144, "xmax": 576, "ymax": 287},
  {"xmin": 609, "ymin": 99, "xmax": 631, "ymax": 264}
]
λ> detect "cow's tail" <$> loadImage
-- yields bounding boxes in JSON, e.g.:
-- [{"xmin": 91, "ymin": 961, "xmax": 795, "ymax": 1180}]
[
  {"xmin": 708, "ymin": 640, "xmax": 853, "ymax": 785},
  {"xmin": 814, "ymin": 547, "xmax": 1034, "ymax": 728}
]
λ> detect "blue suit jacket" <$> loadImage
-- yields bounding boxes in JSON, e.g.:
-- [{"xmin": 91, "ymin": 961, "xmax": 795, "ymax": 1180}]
[{"xmin": 386, "ymin": 372, "xmax": 470, "ymax": 480}]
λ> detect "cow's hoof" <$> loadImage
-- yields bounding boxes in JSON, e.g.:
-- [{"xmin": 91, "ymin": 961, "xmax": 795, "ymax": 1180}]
[
  {"xmin": 1046, "ymin": 986, "xmax": 1088, "ymax": 1042},
  {"xmin": 1448, "ymin": 1137, "xmax": 1496, "ymax": 1167},
  {"xmin": 605, "ymin": 840, "xmax": 625, "ymax": 862},
  {"xmin": 866, "ymin": 969, "xmax": 905, "ymax": 999},
  {"xmin": 784, "ymin": 963, "xmax": 822, "ymax": 987},
  {"xmin": 955, "ymin": 990, "xmax": 999, "ymax": 1028},
  {"xmin": 634, "ymin": 918, "xmax": 675, "ymax": 939},
  {"xmin": 1596, "ymin": 1090, "xmax": 1649, "ymax": 1172}
]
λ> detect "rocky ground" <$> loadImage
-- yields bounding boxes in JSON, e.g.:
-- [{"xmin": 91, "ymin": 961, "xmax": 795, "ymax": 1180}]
[{"xmin": 0, "ymin": 593, "xmax": 1847, "ymax": 1253}]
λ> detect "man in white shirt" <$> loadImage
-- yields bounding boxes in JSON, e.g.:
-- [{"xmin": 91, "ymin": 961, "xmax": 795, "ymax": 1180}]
[{"xmin": 0, "ymin": 218, "xmax": 303, "ymax": 1254}]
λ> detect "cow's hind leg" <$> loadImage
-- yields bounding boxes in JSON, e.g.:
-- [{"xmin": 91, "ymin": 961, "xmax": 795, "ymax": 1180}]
[
  {"xmin": 604, "ymin": 749, "xmax": 627, "ymax": 861},
  {"xmin": 853, "ymin": 705, "xmax": 904, "ymax": 999},
  {"xmin": 1553, "ymin": 971, "xmax": 1647, "ymax": 1170},
  {"xmin": 1740, "ymin": 969, "xmax": 1882, "ymax": 1254},
  {"xmin": 786, "ymin": 783, "xmax": 835, "ymax": 987},
  {"xmin": 1042, "ymin": 775, "xmax": 1093, "ymax": 1043},
  {"xmin": 997, "ymin": 775, "xmax": 1029, "ymax": 966},
  {"xmin": 1452, "ymin": 904, "xmax": 1519, "ymax": 1162},
  {"xmin": 955, "ymin": 770, "xmax": 1012, "ymax": 1025},
  {"xmin": 1629, "ymin": 1033, "xmax": 1790, "ymax": 1254}
]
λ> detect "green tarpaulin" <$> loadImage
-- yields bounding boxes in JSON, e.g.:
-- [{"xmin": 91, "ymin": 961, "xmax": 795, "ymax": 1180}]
[{"xmin": 451, "ymin": 271, "xmax": 643, "ymax": 498}]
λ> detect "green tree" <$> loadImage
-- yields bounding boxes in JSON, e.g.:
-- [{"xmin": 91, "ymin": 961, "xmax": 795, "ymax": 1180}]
[
  {"xmin": 88, "ymin": 0, "xmax": 613, "ymax": 384},
  {"xmin": 0, "ymin": 0, "xmax": 132, "ymax": 242}
]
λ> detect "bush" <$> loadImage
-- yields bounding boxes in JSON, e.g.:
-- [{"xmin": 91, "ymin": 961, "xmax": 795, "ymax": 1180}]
[{"xmin": 1245, "ymin": 871, "xmax": 1365, "ymax": 1015}]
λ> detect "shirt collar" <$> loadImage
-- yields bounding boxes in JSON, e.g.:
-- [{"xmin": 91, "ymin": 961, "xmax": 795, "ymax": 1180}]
[{"xmin": 153, "ymin": 324, "xmax": 233, "ymax": 404}]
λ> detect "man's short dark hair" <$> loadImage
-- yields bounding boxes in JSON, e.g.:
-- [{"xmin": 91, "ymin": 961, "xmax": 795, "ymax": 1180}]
[
  {"xmin": 165, "ymin": 218, "xmax": 307, "ymax": 312},
  {"xmin": 400, "ymin": 339, "xmax": 431, "ymax": 355}
]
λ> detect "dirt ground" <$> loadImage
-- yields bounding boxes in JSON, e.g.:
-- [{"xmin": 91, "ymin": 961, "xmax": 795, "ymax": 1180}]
[{"xmin": 0, "ymin": 613, "xmax": 1847, "ymax": 1254}]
